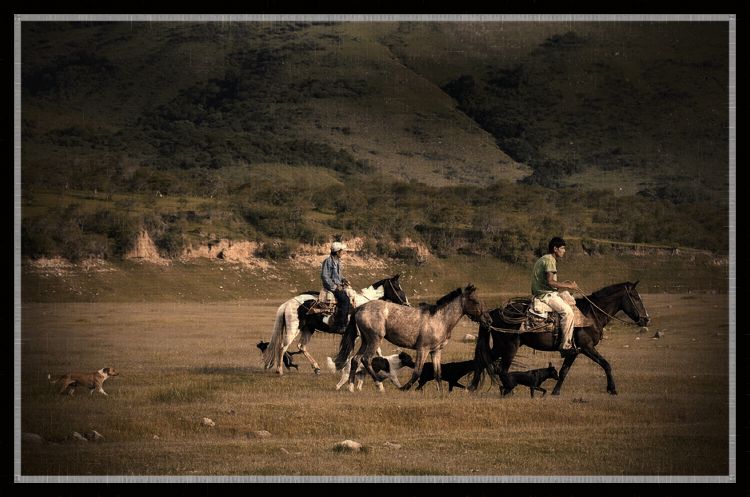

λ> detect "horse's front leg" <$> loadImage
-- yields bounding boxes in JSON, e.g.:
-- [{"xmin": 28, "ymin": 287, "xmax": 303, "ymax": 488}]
[
  {"xmin": 401, "ymin": 348, "xmax": 427, "ymax": 391},
  {"xmin": 551, "ymin": 353, "xmax": 578, "ymax": 395},
  {"xmin": 580, "ymin": 346, "xmax": 617, "ymax": 395},
  {"xmin": 297, "ymin": 329, "xmax": 321, "ymax": 374}
]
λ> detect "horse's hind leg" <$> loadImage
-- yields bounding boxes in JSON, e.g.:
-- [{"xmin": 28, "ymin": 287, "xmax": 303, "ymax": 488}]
[
  {"xmin": 297, "ymin": 329, "xmax": 321, "ymax": 374},
  {"xmin": 360, "ymin": 340, "xmax": 386, "ymax": 392},
  {"xmin": 347, "ymin": 338, "xmax": 368, "ymax": 392},
  {"xmin": 430, "ymin": 349, "xmax": 443, "ymax": 393},
  {"xmin": 271, "ymin": 302, "xmax": 298, "ymax": 375},
  {"xmin": 335, "ymin": 364, "xmax": 350, "ymax": 390}
]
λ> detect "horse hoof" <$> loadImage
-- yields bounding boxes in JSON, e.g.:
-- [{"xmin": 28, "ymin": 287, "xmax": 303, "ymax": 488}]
[
  {"xmin": 314, "ymin": 368, "xmax": 321, "ymax": 375},
  {"xmin": 608, "ymin": 389, "xmax": 618, "ymax": 395},
  {"xmin": 551, "ymin": 391, "xmax": 560, "ymax": 396}
]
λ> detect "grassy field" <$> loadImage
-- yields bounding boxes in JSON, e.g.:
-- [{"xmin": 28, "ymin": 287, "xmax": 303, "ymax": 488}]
[{"xmin": 19, "ymin": 291, "xmax": 730, "ymax": 478}]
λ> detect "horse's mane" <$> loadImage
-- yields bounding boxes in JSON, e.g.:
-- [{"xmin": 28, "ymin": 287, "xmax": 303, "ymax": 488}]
[
  {"xmin": 588, "ymin": 282, "xmax": 631, "ymax": 300},
  {"xmin": 422, "ymin": 287, "xmax": 463, "ymax": 315},
  {"xmin": 576, "ymin": 282, "xmax": 631, "ymax": 313}
]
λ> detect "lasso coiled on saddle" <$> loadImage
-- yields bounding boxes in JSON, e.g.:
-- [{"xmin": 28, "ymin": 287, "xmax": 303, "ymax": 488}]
[{"xmin": 499, "ymin": 297, "xmax": 533, "ymax": 325}]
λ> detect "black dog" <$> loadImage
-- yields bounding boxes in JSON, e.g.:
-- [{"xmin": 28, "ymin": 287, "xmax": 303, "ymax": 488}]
[
  {"xmin": 506, "ymin": 362, "xmax": 560, "ymax": 397},
  {"xmin": 256, "ymin": 341, "xmax": 301, "ymax": 371},
  {"xmin": 415, "ymin": 360, "xmax": 477, "ymax": 392}
]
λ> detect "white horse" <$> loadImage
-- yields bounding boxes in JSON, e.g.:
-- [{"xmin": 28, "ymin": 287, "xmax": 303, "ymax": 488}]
[{"xmin": 261, "ymin": 275, "xmax": 409, "ymax": 375}]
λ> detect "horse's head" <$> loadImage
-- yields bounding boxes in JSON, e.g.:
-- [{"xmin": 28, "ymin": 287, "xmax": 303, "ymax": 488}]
[
  {"xmin": 383, "ymin": 274, "xmax": 410, "ymax": 306},
  {"xmin": 462, "ymin": 284, "xmax": 489, "ymax": 324},
  {"xmin": 622, "ymin": 280, "xmax": 650, "ymax": 327}
]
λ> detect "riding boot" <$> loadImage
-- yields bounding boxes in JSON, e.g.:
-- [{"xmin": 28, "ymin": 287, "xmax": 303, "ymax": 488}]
[{"xmin": 329, "ymin": 308, "xmax": 348, "ymax": 333}]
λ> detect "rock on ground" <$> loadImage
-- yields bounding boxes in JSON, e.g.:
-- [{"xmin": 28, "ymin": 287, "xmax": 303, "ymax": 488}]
[{"xmin": 334, "ymin": 439, "xmax": 362, "ymax": 451}]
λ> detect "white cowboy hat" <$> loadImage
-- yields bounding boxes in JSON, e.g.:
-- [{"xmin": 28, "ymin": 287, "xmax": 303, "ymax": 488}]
[{"xmin": 331, "ymin": 241, "xmax": 348, "ymax": 253}]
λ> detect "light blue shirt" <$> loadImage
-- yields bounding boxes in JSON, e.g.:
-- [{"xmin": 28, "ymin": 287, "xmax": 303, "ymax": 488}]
[{"xmin": 321, "ymin": 255, "xmax": 344, "ymax": 291}]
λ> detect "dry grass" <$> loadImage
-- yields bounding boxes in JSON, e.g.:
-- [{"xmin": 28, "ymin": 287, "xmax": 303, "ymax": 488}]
[{"xmin": 20, "ymin": 294, "xmax": 730, "ymax": 477}]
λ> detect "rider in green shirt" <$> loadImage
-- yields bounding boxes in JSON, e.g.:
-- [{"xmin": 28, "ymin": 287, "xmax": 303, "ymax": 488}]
[{"xmin": 531, "ymin": 237, "xmax": 580, "ymax": 355}]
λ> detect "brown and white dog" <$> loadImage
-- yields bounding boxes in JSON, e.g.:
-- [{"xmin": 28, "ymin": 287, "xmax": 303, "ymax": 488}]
[{"xmin": 48, "ymin": 367, "xmax": 119, "ymax": 396}]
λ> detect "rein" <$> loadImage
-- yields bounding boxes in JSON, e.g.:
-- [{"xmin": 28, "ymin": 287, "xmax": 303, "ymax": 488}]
[
  {"xmin": 487, "ymin": 322, "xmax": 550, "ymax": 334},
  {"xmin": 576, "ymin": 285, "xmax": 646, "ymax": 327}
]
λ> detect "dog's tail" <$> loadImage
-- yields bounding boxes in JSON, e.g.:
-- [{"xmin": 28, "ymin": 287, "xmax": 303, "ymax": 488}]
[{"xmin": 325, "ymin": 356, "xmax": 337, "ymax": 373}]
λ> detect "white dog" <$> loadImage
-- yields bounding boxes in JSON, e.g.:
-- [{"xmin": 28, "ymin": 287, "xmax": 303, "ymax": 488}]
[{"xmin": 326, "ymin": 352, "xmax": 415, "ymax": 392}]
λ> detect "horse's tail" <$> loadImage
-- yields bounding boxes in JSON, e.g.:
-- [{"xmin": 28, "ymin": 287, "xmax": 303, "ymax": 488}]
[
  {"xmin": 474, "ymin": 321, "xmax": 499, "ymax": 387},
  {"xmin": 263, "ymin": 302, "xmax": 288, "ymax": 369},
  {"xmin": 333, "ymin": 315, "xmax": 359, "ymax": 370}
]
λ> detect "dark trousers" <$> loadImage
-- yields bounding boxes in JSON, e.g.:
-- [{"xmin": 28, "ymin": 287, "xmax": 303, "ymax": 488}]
[{"xmin": 332, "ymin": 289, "xmax": 351, "ymax": 330}]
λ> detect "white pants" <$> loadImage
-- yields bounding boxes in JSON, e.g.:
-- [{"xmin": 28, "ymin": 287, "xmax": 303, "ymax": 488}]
[{"xmin": 540, "ymin": 291, "xmax": 575, "ymax": 349}]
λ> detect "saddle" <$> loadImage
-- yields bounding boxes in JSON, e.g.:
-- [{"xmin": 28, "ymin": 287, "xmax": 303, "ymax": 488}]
[
  {"xmin": 303, "ymin": 285, "xmax": 384, "ymax": 321},
  {"xmin": 500, "ymin": 296, "xmax": 593, "ymax": 348},
  {"xmin": 304, "ymin": 290, "xmax": 338, "ymax": 316}
]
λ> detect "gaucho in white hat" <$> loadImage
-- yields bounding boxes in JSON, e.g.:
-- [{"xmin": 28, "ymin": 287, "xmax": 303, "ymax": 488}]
[{"xmin": 321, "ymin": 241, "xmax": 351, "ymax": 333}]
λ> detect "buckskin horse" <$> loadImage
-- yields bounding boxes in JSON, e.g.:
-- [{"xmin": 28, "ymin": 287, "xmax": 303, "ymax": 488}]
[
  {"xmin": 262, "ymin": 274, "xmax": 409, "ymax": 375},
  {"xmin": 470, "ymin": 281, "xmax": 650, "ymax": 395}
]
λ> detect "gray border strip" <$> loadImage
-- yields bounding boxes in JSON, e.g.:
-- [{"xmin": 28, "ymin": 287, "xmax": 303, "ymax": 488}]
[
  {"xmin": 727, "ymin": 13, "xmax": 736, "ymax": 484},
  {"xmin": 14, "ymin": 13, "xmax": 23, "ymax": 484},
  {"xmin": 14, "ymin": 13, "xmax": 736, "ymax": 484},
  {"xmin": 13, "ymin": 475, "xmax": 737, "ymax": 483},
  {"xmin": 15, "ymin": 13, "xmax": 732, "ymax": 22}
]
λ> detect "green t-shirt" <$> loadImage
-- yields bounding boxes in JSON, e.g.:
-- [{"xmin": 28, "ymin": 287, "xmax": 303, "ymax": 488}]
[{"xmin": 531, "ymin": 253, "xmax": 557, "ymax": 297}]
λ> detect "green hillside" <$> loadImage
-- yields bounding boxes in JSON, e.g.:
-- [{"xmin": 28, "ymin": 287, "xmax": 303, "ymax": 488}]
[{"xmin": 20, "ymin": 20, "xmax": 730, "ymax": 264}]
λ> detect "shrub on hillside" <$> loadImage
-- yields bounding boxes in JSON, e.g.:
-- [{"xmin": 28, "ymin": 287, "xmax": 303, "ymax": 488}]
[
  {"xmin": 491, "ymin": 229, "xmax": 534, "ymax": 264},
  {"xmin": 153, "ymin": 227, "xmax": 185, "ymax": 258},
  {"xmin": 22, "ymin": 220, "xmax": 59, "ymax": 259},
  {"xmin": 256, "ymin": 239, "xmax": 296, "ymax": 260},
  {"xmin": 82, "ymin": 209, "xmax": 140, "ymax": 257}
]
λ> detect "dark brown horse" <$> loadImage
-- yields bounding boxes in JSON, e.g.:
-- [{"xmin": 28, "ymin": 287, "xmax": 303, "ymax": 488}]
[{"xmin": 470, "ymin": 281, "xmax": 650, "ymax": 395}]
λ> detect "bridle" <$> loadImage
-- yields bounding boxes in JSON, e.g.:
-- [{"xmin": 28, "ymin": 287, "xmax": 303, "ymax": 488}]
[
  {"xmin": 463, "ymin": 294, "xmax": 487, "ymax": 324},
  {"xmin": 577, "ymin": 284, "xmax": 649, "ymax": 327},
  {"xmin": 387, "ymin": 279, "xmax": 410, "ymax": 306}
]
